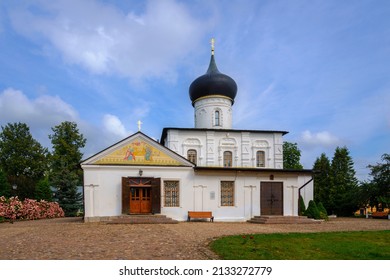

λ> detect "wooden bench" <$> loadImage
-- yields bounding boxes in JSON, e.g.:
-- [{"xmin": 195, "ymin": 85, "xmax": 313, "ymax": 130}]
[
  {"xmin": 371, "ymin": 211, "xmax": 389, "ymax": 219},
  {"xmin": 187, "ymin": 211, "xmax": 214, "ymax": 222}
]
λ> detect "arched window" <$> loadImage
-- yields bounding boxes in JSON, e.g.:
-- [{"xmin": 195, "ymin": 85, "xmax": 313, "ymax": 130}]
[
  {"xmin": 215, "ymin": 110, "xmax": 220, "ymax": 126},
  {"xmin": 256, "ymin": 151, "xmax": 265, "ymax": 167},
  {"xmin": 187, "ymin": 149, "xmax": 197, "ymax": 165},
  {"xmin": 223, "ymin": 151, "xmax": 232, "ymax": 167}
]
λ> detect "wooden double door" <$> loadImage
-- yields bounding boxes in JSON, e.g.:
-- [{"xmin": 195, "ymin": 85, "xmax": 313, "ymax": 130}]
[
  {"xmin": 130, "ymin": 187, "xmax": 151, "ymax": 214},
  {"xmin": 261, "ymin": 182, "xmax": 283, "ymax": 215},
  {"xmin": 122, "ymin": 177, "xmax": 161, "ymax": 214}
]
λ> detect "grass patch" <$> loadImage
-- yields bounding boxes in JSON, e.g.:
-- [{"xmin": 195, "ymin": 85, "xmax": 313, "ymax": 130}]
[{"xmin": 210, "ymin": 231, "xmax": 390, "ymax": 260}]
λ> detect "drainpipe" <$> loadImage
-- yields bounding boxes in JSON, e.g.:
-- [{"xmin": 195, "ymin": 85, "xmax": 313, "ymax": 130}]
[{"xmin": 298, "ymin": 177, "xmax": 313, "ymax": 212}]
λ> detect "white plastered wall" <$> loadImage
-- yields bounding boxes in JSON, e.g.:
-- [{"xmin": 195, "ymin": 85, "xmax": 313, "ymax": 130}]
[
  {"xmin": 82, "ymin": 165, "xmax": 194, "ymax": 221},
  {"xmin": 165, "ymin": 129, "xmax": 284, "ymax": 169},
  {"xmin": 83, "ymin": 164, "xmax": 313, "ymax": 222},
  {"xmin": 194, "ymin": 97, "xmax": 232, "ymax": 129}
]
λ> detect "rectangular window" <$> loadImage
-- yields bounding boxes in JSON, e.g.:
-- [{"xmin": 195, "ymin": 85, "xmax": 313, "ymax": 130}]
[
  {"xmin": 164, "ymin": 180, "xmax": 180, "ymax": 207},
  {"xmin": 256, "ymin": 151, "xmax": 265, "ymax": 167},
  {"xmin": 223, "ymin": 151, "xmax": 233, "ymax": 167},
  {"xmin": 187, "ymin": 149, "xmax": 197, "ymax": 165},
  {"xmin": 215, "ymin": 110, "xmax": 220, "ymax": 126},
  {"xmin": 221, "ymin": 181, "xmax": 234, "ymax": 206}
]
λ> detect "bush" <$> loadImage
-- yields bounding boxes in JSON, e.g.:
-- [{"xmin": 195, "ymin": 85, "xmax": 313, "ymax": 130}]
[
  {"xmin": 304, "ymin": 200, "xmax": 321, "ymax": 219},
  {"xmin": 298, "ymin": 195, "xmax": 306, "ymax": 216},
  {"xmin": 317, "ymin": 202, "xmax": 329, "ymax": 220},
  {"xmin": 0, "ymin": 196, "xmax": 64, "ymax": 222}
]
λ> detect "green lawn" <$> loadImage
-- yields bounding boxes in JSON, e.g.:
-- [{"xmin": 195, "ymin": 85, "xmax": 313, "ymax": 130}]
[{"xmin": 210, "ymin": 230, "xmax": 390, "ymax": 260}]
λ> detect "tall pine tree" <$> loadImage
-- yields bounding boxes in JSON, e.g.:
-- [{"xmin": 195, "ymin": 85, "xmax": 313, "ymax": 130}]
[
  {"xmin": 49, "ymin": 121, "xmax": 86, "ymax": 216},
  {"xmin": 313, "ymin": 153, "xmax": 331, "ymax": 213},
  {"xmin": 330, "ymin": 146, "xmax": 359, "ymax": 216}
]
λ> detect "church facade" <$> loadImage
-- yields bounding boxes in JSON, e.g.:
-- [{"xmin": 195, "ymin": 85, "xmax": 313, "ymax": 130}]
[{"xmin": 81, "ymin": 45, "xmax": 314, "ymax": 222}]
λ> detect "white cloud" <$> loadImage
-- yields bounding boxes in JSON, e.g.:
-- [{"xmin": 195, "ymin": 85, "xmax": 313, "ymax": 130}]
[
  {"xmin": 0, "ymin": 88, "xmax": 130, "ymax": 155},
  {"xmin": 0, "ymin": 87, "xmax": 80, "ymax": 149},
  {"xmin": 301, "ymin": 130, "xmax": 340, "ymax": 147},
  {"xmin": 102, "ymin": 114, "xmax": 129, "ymax": 139},
  {"xmin": 8, "ymin": 0, "xmax": 207, "ymax": 81},
  {"xmin": 0, "ymin": 88, "xmax": 78, "ymax": 126}
]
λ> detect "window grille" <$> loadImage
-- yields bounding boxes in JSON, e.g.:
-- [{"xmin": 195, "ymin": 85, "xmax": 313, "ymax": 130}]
[
  {"xmin": 164, "ymin": 181, "xmax": 179, "ymax": 207},
  {"xmin": 221, "ymin": 181, "xmax": 234, "ymax": 206}
]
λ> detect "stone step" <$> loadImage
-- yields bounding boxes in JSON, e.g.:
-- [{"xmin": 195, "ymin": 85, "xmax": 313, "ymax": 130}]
[
  {"xmin": 107, "ymin": 215, "xmax": 179, "ymax": 224},
  {"xmin": 247, "ymin": 215, "xmax": 322, "ymax": 224}
]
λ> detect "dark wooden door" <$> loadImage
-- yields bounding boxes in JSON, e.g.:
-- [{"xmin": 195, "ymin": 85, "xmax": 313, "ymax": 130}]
[
  {"xmin": 261, "ymin": 182, "xmax": 283, "ymax": 215},
  {"xmin": 130, "ymin": 187, "xmax": 151, "ymax": 214},
  {"xmin": 151, "ymin": 178, "xmax": 161, "ymax": 214}
]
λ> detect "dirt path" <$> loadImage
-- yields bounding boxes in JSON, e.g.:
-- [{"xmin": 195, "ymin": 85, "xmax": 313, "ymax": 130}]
[{"xmin": 0, "ymin": 217, "xmax": 389, "ymax": 260}]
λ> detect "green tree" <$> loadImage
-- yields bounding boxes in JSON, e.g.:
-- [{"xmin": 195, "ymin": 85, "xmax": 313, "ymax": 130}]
[
  {"xmin": 313, "ymin": 153, "xmax": 332, "ymax": 212},
  {"xmin": 0, "ymin": 169, "xmax": 11, "ymax": 197},
  {"xmin": 49, "ymin": 121, "xmax": 86, "ymax": 216},
  {"xmin": 0, "ymin": 122, "xmax": 48, "ymax": 199},
  {"xmin": 364, "ymin": 153, "xmax": 390, "ymax": 209},
  {"xmin": 359, "ymin": 181, "xmax": 374, "ymax": 208},
  {"xmin": 329, "ymin": 146, "xmax": 359, "ymax": 216},
  {"xmin": 283, "ymin": 141, "xmax": 303, "ymax": 169},
  {"xmin": 35, "ymin": 176, "xmax": 53, "ymax": 201}
]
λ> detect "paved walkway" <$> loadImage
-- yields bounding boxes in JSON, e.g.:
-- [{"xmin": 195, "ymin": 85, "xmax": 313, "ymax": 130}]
[{"xmin": 0, "ymin": 217, "xmax": 389, "ymax": 259}]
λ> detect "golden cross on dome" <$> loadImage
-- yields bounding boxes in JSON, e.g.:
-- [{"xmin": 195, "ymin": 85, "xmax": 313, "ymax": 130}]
[
  {"xmin": 137, "ymin": 120, "xmax": 143, "ymax": 131},
  {"xmin": 211, "ymin": 38, "xmax": 215, "ymax": 55}
]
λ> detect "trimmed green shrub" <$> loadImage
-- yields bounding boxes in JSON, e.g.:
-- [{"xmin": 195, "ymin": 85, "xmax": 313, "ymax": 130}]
[
  {"xmin": 304, "ymin": 200, "xmax": 321, "ymax": 219},
  {"xmin": 298, "ymin": 195, "xmax": 306, "ymax": 216},
  {"xmin": 317, "ymin": 202, "xmax": 329, "ymax": 220}
]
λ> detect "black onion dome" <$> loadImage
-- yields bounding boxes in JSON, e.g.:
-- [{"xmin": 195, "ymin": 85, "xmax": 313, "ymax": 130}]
[{"xmin": 189, "ymin": 54, "xmax": 237, "ymax": 106}]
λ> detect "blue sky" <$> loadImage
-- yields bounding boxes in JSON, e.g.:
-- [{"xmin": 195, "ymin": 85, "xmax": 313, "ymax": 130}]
[{"xmin": 0, "ymin": 0, "xmax": 389, "ymax": 180}]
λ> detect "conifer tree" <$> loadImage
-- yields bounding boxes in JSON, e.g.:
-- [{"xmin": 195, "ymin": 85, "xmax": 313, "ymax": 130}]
[
  {"xmin": 35, "ymin": 176, "xmax": 53, "ymax": 201},
  {"xmin": 329, "ymin": 146, "xmax": 359, "ymax": 216},
  {"xmin": 49, "ymin": 121, "xmax": 86, "ymax": 216},
  {"xmin": 313, "ymin": 153, "xmax": 332, "ymax": 212},
  {"xmin": 298, "ymin": 195, "xmax": 306, "ymax": 216},
  {"xmin": 317, "ymin": 202, "xmax": 329, "ymax": 220},
  {"xmin": 304, "ymin": 200, "xmax": 321, "ymax": 219}
]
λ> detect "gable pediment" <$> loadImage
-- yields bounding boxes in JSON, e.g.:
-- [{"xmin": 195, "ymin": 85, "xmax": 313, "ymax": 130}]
[{"xmin": 81, "ymin": 132, "xmax": 193, "ymax": 167}]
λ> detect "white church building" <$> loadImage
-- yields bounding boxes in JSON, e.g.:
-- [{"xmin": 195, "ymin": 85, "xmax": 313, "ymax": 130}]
[{"xmin": 81, "ymin": 44, "xmax": 313, "ymax": 222}]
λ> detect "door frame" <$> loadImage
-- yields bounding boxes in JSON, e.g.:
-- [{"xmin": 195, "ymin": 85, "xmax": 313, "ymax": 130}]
[{"xmin": 122, "ymin": 177, "xmax": 161, "ymax": 215}]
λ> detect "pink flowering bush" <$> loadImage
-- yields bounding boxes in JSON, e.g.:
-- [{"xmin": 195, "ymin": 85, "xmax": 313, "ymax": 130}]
[{"xmin": 0, "ymin": 196, "xmax": 64, "ymax": 223}]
